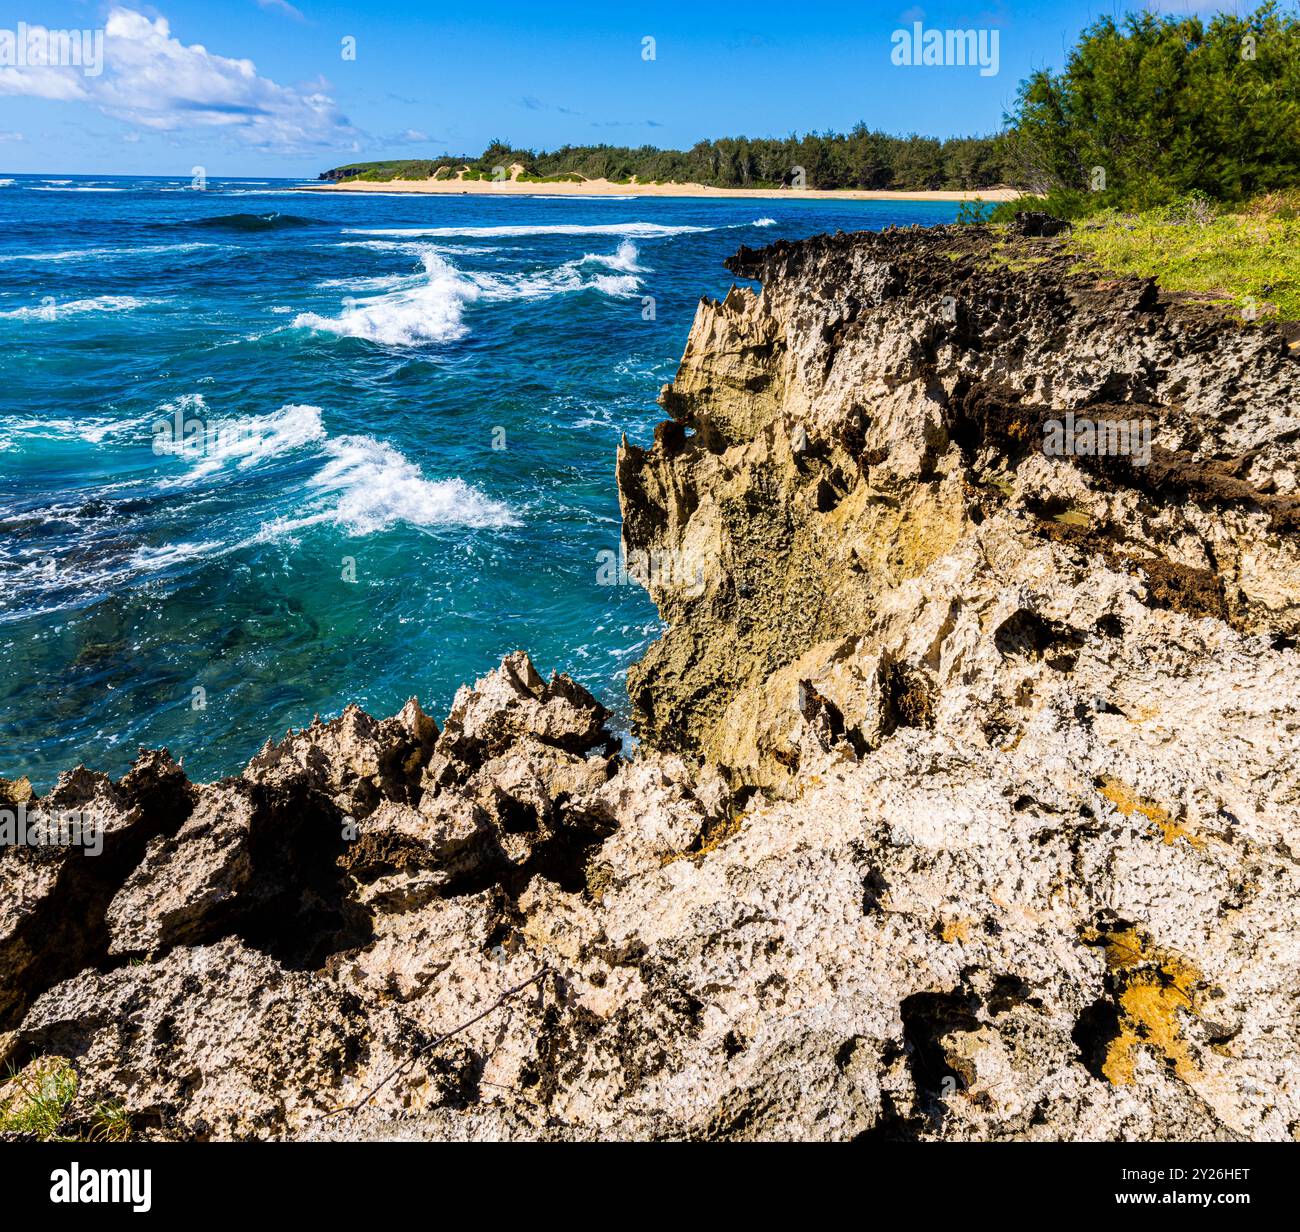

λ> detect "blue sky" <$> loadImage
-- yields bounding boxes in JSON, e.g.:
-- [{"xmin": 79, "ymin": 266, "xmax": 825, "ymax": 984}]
[{"xmin": 0, "ymin": 0, "xmax": 1239, "ymax": 175}]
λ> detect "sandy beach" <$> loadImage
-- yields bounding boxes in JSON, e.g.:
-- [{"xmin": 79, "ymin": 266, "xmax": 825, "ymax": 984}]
[{"xmin": 301, "ymin": 173, "xmax": 1021, "ymax": 203}]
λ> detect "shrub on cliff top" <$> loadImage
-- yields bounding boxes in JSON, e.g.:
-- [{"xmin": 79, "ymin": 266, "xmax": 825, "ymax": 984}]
[{"xmin": 1005, "ymin": 3, "xmax": 1300, "ymax": 212}]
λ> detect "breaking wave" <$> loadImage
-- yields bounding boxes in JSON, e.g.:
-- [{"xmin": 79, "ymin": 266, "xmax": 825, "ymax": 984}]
[
  {"xmin": 293, "ymin": 248, "xmax": 477, "ymax": 346},
  {"xmin": 294, "ymin": 242, "xmax": 644, "ymax": 347},
  {"xmin": 580, "ymin": 240, "xmax": 645, "ymax": 273},
  {"xmin": 153, "ymin": 399, "xmax": 517, "ymax": 535},
  {"xmin": 153, "ymin": 399, "xmax": 329, "ymax": 483},
  {"xmin": 304, "ymin": 435, "xmax": 518, "ymax": 535}
]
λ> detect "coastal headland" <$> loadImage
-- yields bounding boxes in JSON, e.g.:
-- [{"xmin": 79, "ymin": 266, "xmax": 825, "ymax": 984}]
[{"xmin": 2, "ymin": 219, "xmax": 1297, "ymax": 1142}]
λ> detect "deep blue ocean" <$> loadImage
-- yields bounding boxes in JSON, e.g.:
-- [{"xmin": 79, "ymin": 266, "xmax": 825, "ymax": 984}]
[{"xmin": 0, "ymin": 173, "xmax": 958, "ymax": 788}]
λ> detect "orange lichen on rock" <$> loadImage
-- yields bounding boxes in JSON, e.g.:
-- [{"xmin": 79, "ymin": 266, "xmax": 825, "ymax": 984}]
[
  {"xmin": 1085, "ymin": 925, "xmax": 1204, "ymax": 1086},
  {"xmin": 1099, "ymin": 777, "xmax": 1205, "ymax": 849},
  {"xmin": 940, "ymin": 917, "xmax": 972, "ymax": 943},
  {"xmin": 660, "ymin": 810, "xmax": 746, "ymax": 867}
]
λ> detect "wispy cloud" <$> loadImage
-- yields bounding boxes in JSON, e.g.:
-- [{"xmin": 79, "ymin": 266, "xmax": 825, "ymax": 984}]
[
  {"xmin": 518, "ymin": 95, "xmax": 581, "ymax": 116},
  {"xmin": 0, "ymin": 7, "xmax": 355, "ymax": 151},
  {"xmin": 255, "ymin": 0, "xmax": 308, "ymax": 22},
  {"xmin": 0, "ymin": 131, "xmax": 25, "ymax": 143}
]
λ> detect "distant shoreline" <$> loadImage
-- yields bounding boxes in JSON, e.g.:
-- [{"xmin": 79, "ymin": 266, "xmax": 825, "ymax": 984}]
[{"xmin": 300, "ymin": 175, "xmax": 1020, "ymax": 203}]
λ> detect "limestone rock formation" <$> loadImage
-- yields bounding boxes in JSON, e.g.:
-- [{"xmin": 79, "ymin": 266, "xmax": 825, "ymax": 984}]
[{"xmin": 1, "ymin": 225, "xmax": 1297, "ymax": 1141}]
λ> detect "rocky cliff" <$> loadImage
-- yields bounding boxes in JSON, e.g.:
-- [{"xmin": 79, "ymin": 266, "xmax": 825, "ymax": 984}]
[{"xmin": 2, "ymin": 223, "xmax": 1298, "ymax": 1141}]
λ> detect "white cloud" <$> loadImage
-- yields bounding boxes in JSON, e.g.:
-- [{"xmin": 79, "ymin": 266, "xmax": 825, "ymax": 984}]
[
  {"xmin": 0, "ymin": 7, "xmax": 354, "ymax": 151},
  {"xmin": 0, "ymin": 130, "xmax": 25, "ymax": 142},
  {"xmin": 0, "ymin": 60, "xmax": 92, "ymax": 102}
]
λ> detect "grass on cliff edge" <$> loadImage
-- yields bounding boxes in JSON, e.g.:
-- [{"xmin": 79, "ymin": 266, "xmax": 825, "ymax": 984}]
[
  {"xmin": 0, "ymin": 1058, "xmax": 131, "ymax": 1141},
  {"xmin": 1061, "ymin": 193, "xmax": 1300, "ymax": 322}
]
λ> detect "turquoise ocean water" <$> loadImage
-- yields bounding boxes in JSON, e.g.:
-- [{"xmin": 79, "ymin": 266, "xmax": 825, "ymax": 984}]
[{"xmin": 0, "ymin": 174, "xmax": 958, "ymax": 787}]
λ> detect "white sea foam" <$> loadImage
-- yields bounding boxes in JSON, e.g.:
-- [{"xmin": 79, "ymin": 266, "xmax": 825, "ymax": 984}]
[
  {"xmin": 127, "ymin": 540, "xmax": 226, "ymax": 572},
  {"xmin": 0, "ymin": 411, "xmax": 515, "ymax": 622},
  {"xmin": 7, "ymin": 413, "xmax": 144, "ymax": 441},
  {"xmin": 150, "ymin": 399, "xmax": 516, "ymax": 536},
  {"xmin": 345, "ymin": 221, "xmax": 710, "ymax": 239},
  {"xmin": 752, "ymin": 217, "xmax": 777, "ymax": 227},
  {"xmin": 470, "ymin": 261, "xmax": 640, "ymax": 302},
  {"xmin": 527, "ymin": 194, "xmax": 636, "ymax": 201},
  {"xmin": 0, "ymin": 179, "xmax": 14, "ymax": 188},
  {"xmin": 315, "ymin": 271, "xmax": 417, "ymax": 292},
  {"xmin": 338, "ymin": 239, "xmax": 499, "ymax": 256},
  {"xmin": 0, "ymin": 242, "xmax": 219, "ymax": 265},
  {"xmin": 0, "ymin": 411, "xmax": 147, "ymax": 446},
  {"xmin": 0, "ymin": 295, "xmax": 150, "ymax": 320},
  {"xmin": 306, "ymin": 434, "xmax": 518, "ymax": 535},
  {"xmin": 155, "ymin": 401, "xmax": 328, "ymax": 482},
  {"xmin": 461, "ymin": 240, "xmax": 645, "ymax": 301},
  {"xmin": 298, "ymin": 237, "xmax": 646, "ymax": 347},
  {"xmin": 579, "ymin": 240, "xmax": 644, "ymax": 273},
  {"xmin": 587, "ymin": 273, "xmax": 641, "ymax": 297},
  {"xmin": 293, "ymin": 248, "xmax": 476, "ymax": 346},
  {"xmin": 0, "ymin": 491, "xmax": 231, "ymax": 617}
]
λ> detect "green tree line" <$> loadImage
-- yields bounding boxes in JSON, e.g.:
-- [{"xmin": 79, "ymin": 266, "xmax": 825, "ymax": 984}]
[
  {"xmin": 1005, "ymin": 2, "xmax": 1300, "ymax": 213},
  {"xmin": 322, "ymin": 126, "xmax": 1012, "ymax": 192}
]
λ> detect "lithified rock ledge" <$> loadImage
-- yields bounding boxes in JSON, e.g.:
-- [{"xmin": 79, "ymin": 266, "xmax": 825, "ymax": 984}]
[{"xmin": 3, "ymin": 224, "xmax": 1298, "ymax": 1141}]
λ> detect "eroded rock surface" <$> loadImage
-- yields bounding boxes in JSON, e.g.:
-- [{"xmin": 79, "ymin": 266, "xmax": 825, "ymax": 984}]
[{"xmin": 2, "ymin": 226, "xmax": 1297, "ymax": 1141}]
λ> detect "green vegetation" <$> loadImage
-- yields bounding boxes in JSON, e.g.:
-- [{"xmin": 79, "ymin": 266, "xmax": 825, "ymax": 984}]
[
  {"xmin": 321, "ymin": 160, "xmax": 460, "ymax": 183},
  {"xmin": 1065, "ymin": 192, "xmax": 1300, "ymax": 320},
  {"xmin": 955, "ymin": 200, "xmax": 997, "ymax": 225},
  {"xmin": 970, "ymin": 4, "xmax": 1300, "ymax": 321},
  {"xmin": 88, "ymin": 1100, "xmax": 133, "ymax": 1143},
  {"xmin": 321, "ymin": 157, "xmax": 472, "ymax": 182},
  {"xmin": 489, "ymin": 132, "xmax": 1009, "ymax": 190},
  {"xmin": 515, "ymin": 172, "xmax": 585, "ymax": 184},
  {"xmin": 0, "ymin": 1058, "xmax": 78, "ymax": 1138},
  {"xmin": 1002, "ymin": 3, "xmax": 1299, "ymax": 215},
  {"xmin": 0, "ymin": 1057, "xmax": 133, "ymax": 1142}
]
